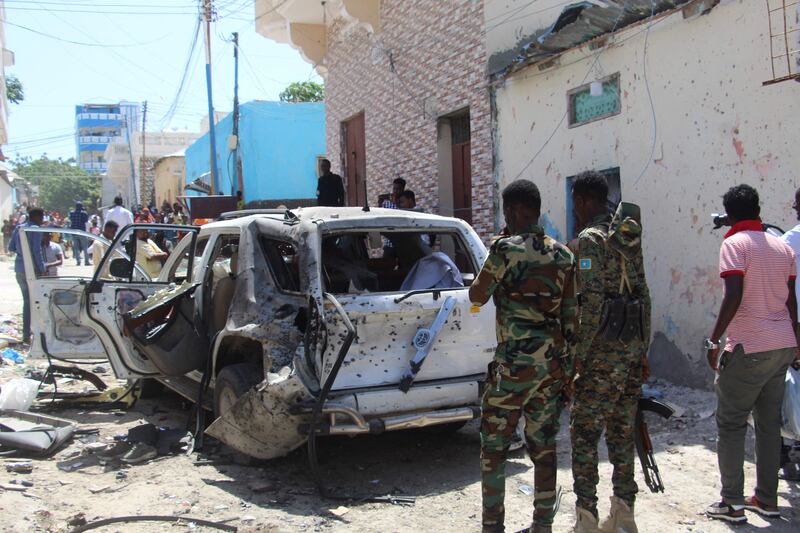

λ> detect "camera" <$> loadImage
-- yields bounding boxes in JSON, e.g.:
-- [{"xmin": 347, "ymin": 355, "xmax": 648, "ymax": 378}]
[{"xmin": 711, "ymin": 213, "xmax": 730, "ymax": 230}]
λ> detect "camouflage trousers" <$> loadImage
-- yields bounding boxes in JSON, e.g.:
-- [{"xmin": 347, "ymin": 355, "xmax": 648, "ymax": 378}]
[
  {"xmin": 570, "ymin": 347, "xmax": 642, "ymax": 516},
  {"xmin": 481, "ymin": 341, "xmax": 567, "ymax": 532}
]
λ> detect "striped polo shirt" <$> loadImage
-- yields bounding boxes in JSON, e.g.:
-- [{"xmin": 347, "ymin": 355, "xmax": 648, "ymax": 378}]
[{"xmin": 719, "ymin": 220, "xmax": 797, "ymax": 354}]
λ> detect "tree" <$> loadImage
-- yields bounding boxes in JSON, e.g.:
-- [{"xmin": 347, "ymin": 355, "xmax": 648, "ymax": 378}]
[
  {"xmin": 5, "ymin": 75, "xmax": 24, "ymax": 104},
  {"xmin": 279, "ymin": 81, "xmax": 324, "ymax": 103},
  {"xmin": 11, "ymin": 156, "xmax": 100, "ymax": 216}
]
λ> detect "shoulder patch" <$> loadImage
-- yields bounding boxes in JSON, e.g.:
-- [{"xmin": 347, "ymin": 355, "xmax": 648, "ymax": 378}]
[{"xmin": 579, "ymin": 258, "xmax": 592, "ymax": 270}]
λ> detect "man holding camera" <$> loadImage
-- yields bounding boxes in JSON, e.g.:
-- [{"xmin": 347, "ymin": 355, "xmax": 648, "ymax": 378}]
[
  {"xmin": 705, "ymin": 184, "xmax": 798, "ymax": 523},
  {"xmin": 570, "ymin": 171, "xmax": 651, "ymax": 533}
]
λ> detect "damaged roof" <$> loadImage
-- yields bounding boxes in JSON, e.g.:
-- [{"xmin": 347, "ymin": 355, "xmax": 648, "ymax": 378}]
[{"xmin": 489, "ymin": 0, "xmax": 715, "ymax": 79}]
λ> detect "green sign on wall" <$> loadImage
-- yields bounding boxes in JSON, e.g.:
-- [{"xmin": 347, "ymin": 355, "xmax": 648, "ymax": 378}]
[{"xmin": 569, "ymin": 74, "xmax": 620, "ymax": 127}]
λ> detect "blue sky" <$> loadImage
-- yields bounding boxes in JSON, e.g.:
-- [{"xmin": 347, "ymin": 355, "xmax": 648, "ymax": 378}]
[{"xmin": 3, "ymin": 0, "xmax": 321, "ymax": 161}]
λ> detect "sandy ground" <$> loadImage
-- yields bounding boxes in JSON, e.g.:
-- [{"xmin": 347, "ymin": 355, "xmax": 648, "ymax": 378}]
[{"xmin": 1, "ymin": 258, "xmax": 798, "ymax": 532}]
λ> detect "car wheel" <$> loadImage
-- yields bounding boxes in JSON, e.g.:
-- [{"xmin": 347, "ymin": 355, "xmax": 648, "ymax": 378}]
[{"xmin": 213, "ymin": 363, "xmax": 262, "ymax": 418}]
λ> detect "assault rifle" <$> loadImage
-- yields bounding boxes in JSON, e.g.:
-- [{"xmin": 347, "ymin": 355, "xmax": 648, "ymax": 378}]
[{"xmin": 636, "ymin": 397, "xmax": 675, "ymax": 493}]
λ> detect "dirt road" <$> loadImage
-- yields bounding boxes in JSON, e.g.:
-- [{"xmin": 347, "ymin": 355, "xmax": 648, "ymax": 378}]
[{"xmin": 1, "ymin": 369, "xmax": 798, "ymax": 533}]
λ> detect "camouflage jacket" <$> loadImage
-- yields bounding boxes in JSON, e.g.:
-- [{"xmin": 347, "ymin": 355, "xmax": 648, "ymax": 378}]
[
  {"xmin": 575, "ymin": 209, "xmax": 652, "ymax": 364},
  {"xmin": 473, "ymin": 224, "xmax": 578, "ymax": 362}
]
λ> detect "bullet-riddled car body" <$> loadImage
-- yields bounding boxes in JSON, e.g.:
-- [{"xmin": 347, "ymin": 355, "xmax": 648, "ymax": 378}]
[{"xmin": 20, "ymin": 208, "xmax": 497, "ymax": 459}]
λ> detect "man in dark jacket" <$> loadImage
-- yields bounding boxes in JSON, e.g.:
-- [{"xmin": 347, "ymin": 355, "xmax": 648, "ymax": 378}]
[{"xmin": 316, "ymin": 159, "xmax": 344, "ymax": 207}]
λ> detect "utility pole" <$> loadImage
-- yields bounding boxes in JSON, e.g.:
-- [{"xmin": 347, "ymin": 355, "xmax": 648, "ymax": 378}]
[
  {"xmin": 232, "ymin": 31, "xmax": 242, "ymax": 197},
  {"xmin": 140, "ymin": 100, "xmax": 148, "ymax": 206},
  {"xmin": 202, "ymin": 0, "xmax": 220, "ymax": 195}
]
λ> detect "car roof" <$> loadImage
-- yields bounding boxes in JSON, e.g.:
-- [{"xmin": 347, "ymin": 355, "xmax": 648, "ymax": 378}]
[{"xmin": 203, "ymin": 207, "xmax": 467, "ymax": 231}]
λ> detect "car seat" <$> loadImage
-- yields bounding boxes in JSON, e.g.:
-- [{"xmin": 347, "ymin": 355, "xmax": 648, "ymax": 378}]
[{"xmin": 212, "ymin": 251, "xmax": 238, "ymax": 333}]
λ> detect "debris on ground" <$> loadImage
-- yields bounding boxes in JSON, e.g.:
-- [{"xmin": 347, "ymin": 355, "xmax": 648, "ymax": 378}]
[{"xmin": 0, "ymin": 410, "xmax": 77, "ymax": 456}]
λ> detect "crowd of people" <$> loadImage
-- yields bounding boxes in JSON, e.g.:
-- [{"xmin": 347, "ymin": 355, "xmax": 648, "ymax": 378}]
[
  {"xmin": 3, "ymin": 195, "xmax": 195, "ymax": 344},
  {"xmin": 316, "ymin": 159, "xmax": 423, "ymax": 213}
]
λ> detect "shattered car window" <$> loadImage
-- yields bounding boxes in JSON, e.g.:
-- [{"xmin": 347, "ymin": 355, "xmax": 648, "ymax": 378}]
[
  {"xmin": 321, "ymin": 231, "xmax": 477, "ymax": 294},
  {"xmin": 261, "ymin": 238, "xmax": 302, "ymax": 292}
]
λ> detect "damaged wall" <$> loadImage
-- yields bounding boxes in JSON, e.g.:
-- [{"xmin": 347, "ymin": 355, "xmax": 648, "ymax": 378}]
[
  {"xmin": 324, "ymin": 0, "xmax": 495, "ymax": 238},
  {"xmin": 488, "ymin": 0, "xmax": 800, "ymax": 388}
]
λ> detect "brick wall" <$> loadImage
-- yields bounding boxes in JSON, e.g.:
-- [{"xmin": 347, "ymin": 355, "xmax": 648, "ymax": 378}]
[{"xmin": 324, "ymin": 0, "xmax": 495, "ymax": 239}]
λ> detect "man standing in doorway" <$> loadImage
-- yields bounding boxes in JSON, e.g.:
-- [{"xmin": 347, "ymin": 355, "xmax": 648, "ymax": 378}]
[
  {"xmin": 316, "ymin": 159, "xmax": 345, "ymax": 207},
  {"xmin": 705, "ymin": 184, "xmax": 798, "ymax": 523},
  {"xmin": 69, "ymin": 201, "xmax": 90, "ymax": 266},
  {"xmin": 105, "ymin": 196, "xmax": 134, "ymax": 236},
  {"xmin": 570, "ymin": 171, "xmax": 651, "ymax": 533},
  {"xmin": 470, "ymin": 179, "xmax": 578, "ymax": 533},
  {"xmin": 8, "ymin": 207, "xmax": 46, "ymax": 344}
]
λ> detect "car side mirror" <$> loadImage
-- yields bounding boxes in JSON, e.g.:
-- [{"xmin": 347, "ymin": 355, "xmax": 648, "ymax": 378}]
[{"xmin": 109, "ymin": 257, "xmax": 133, "ymax": 278}]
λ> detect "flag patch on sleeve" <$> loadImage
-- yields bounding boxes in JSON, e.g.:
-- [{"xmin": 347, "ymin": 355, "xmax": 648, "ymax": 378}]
[{"xmin": 579, "ymin": 259, "xmax": 592, "ymax": 270}]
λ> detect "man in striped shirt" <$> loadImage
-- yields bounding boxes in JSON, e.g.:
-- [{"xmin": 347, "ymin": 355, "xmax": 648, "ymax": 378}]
[{"xmin": 705, "ymin": 184, "xmax": 799, "ymax": 523}]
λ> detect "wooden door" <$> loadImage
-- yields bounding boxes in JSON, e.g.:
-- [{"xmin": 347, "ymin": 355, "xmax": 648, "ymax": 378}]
[
  {"xmin": 342, "ymin": 113, "xmax": 366, "ymax": 207},
  {"xmin": 452, "ymin": 141, "xmax": 472, "ymax": 225}
]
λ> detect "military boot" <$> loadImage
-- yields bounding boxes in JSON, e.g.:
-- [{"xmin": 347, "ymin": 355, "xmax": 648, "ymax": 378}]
[
  {"xmin": 573, "ymin": 506, "xmax": 601, "ymax": 533},
  {"xmin": 599, "ymin": 496, "xmax": 638, "ymax": 533},
  {"xmin": 530, "ymin": 525, "xmax": 551, "ymax": 533}
]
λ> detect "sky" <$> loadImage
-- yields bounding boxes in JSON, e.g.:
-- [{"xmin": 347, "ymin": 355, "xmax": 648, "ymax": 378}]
[{"xmin": 3, "ymin": 0, "xmax": 322, "ymax": 162}]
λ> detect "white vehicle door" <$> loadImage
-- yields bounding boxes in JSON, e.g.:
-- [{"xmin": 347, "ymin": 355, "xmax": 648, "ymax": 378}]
[
  {"xmin": 314, "ymin": 226, "xmax": 496, "ymax": 392},
  {"xmin": 21, "ymin": 224, "xmax": 200, "ymax": 379}
]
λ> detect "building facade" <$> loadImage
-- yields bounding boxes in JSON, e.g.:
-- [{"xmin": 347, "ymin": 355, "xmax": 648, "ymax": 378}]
[
  {"xmin": 184, "ymin": 100, "xmax": 325, "ymax": 206},
  {"xmin": 74, "ymin": 101, "xmax": 140, "ymax": 174},
  {"xmin": 255, "ymin": 0, "xmax": 495, "ymax": 237},
  {"xmin": 103, "ymin": 130, "xmax": 199, "ymax": 208},
  {"xmin": 485, "ymin": 0, "xmax": 800, "ymax": 386},
  {"xmin": 0, "ymin": 0, "xmax": 15, "ymax": 147},
  {"xmin": 153, "ymin": 151, "xmax": 186, "ymax": 209}
]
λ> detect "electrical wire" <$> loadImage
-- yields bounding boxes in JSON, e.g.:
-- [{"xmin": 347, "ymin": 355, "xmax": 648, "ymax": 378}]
[
  {"xmin": 508, "ymin": 4, "xmax": 630, "ymax": 183},
  {"xmin": 158, "ymin": 16, "xmax": 203, "ymax": 129},
  {"xmin": 4, "ymin": 19, "xmax": 170, "ymax": 47},
  {"xmin": 632, "ymin": 0, "xmax": 659, "ymax": 187}
]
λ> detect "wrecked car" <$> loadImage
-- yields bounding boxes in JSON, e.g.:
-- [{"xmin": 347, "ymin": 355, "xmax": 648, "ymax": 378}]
[{"xmin": 19, "ymin": 208, "xmax": 496, "ymax": 459}]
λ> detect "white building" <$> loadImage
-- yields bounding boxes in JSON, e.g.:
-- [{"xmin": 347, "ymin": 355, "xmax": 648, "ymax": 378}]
[
  {"xmin": 484, "ymin": 0, "xmax": 800, "ymax": 387},
  {"xmin": 103, "ymin": 130, "xmax": 200, "ymax": 208},
  {"xmin": 0, "ymin": 0, "xmax": 15, "ymax": 147}
]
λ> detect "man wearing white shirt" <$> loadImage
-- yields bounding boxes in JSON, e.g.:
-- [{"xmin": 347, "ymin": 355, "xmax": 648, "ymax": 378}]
[
  {"xmin": 780, "ymin": 187, "xmax": 800, "ymax": 482},
  {"xmin": 104, "ymin": 196, "xmax": 134, "ymax": 236},
  {"xmin": 783, "ymin": 187, "xmax": 800, "ymax": 306}
]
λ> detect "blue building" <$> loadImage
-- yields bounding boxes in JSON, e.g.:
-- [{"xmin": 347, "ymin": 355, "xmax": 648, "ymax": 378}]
[
  {"xmin": 75, "ymin": 101, "xmax": 140, "ymax": 174},
  {"xmin": 185, "ymin": 101, "xmax": 325, "ymax": 205}
]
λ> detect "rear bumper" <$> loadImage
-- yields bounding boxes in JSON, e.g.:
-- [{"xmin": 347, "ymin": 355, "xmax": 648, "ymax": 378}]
[{"xmin": 297, "ymin": 404, "xmax": 480, "ymax": 436}]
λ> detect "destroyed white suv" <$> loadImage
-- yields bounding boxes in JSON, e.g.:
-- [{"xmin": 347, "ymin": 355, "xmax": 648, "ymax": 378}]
[{"xmin": 19, "ymin": 208, "xmax": 495, "ymax": 459}]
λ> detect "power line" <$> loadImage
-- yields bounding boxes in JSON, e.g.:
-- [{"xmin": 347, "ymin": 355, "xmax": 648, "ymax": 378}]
[
  {"xmin": 35, "ymin": 3, "xmax": 170, "ymax": 94},
  {"xmin": 4, "ymin": 19, "xmax": 169, "ymax": 47},
  {"xmin": 508, "ymin": 4, "xmax": 630, "ymax": 183},
  {"xmin": 632, "ymin": 0, "xmax": 658, "ymax": 188},
  {"xmin": 158, "ymin": 16, "xmax": 203, "ymax": 129},
  {"xmin": 4, "ymin": 6, "xmax": 200, "ymax": 15}
]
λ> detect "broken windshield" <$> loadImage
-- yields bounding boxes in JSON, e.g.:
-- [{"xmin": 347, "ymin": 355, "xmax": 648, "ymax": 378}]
[{"xmin": 320, "ymin": 230, "xmax": 476, "ymax": 295}]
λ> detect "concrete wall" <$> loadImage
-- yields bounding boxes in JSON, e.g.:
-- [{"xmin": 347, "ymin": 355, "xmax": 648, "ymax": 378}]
[
  {"xmin": 153, "ymin": 155, "xmax": 186, "ymax": 208},
  {"xmin": 185, "ymin": 101, "xmax": 325, "ymax": 203},
  {"xmin": 489, "ymin": 0, "xmax": 800, "ymax": 387},
  {"xmin": 324, "ymin": 0, "xmax": 495, "ymax": 238}
]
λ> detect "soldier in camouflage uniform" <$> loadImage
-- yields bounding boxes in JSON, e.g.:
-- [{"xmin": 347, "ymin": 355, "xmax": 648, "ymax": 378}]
[
  {"xmin": 470, "ymin": 179, "xmax": 578, "ymax": 533},
  {"xmin": 569, "ymin": 171, "xmax": 651, "ymax": 533}
]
